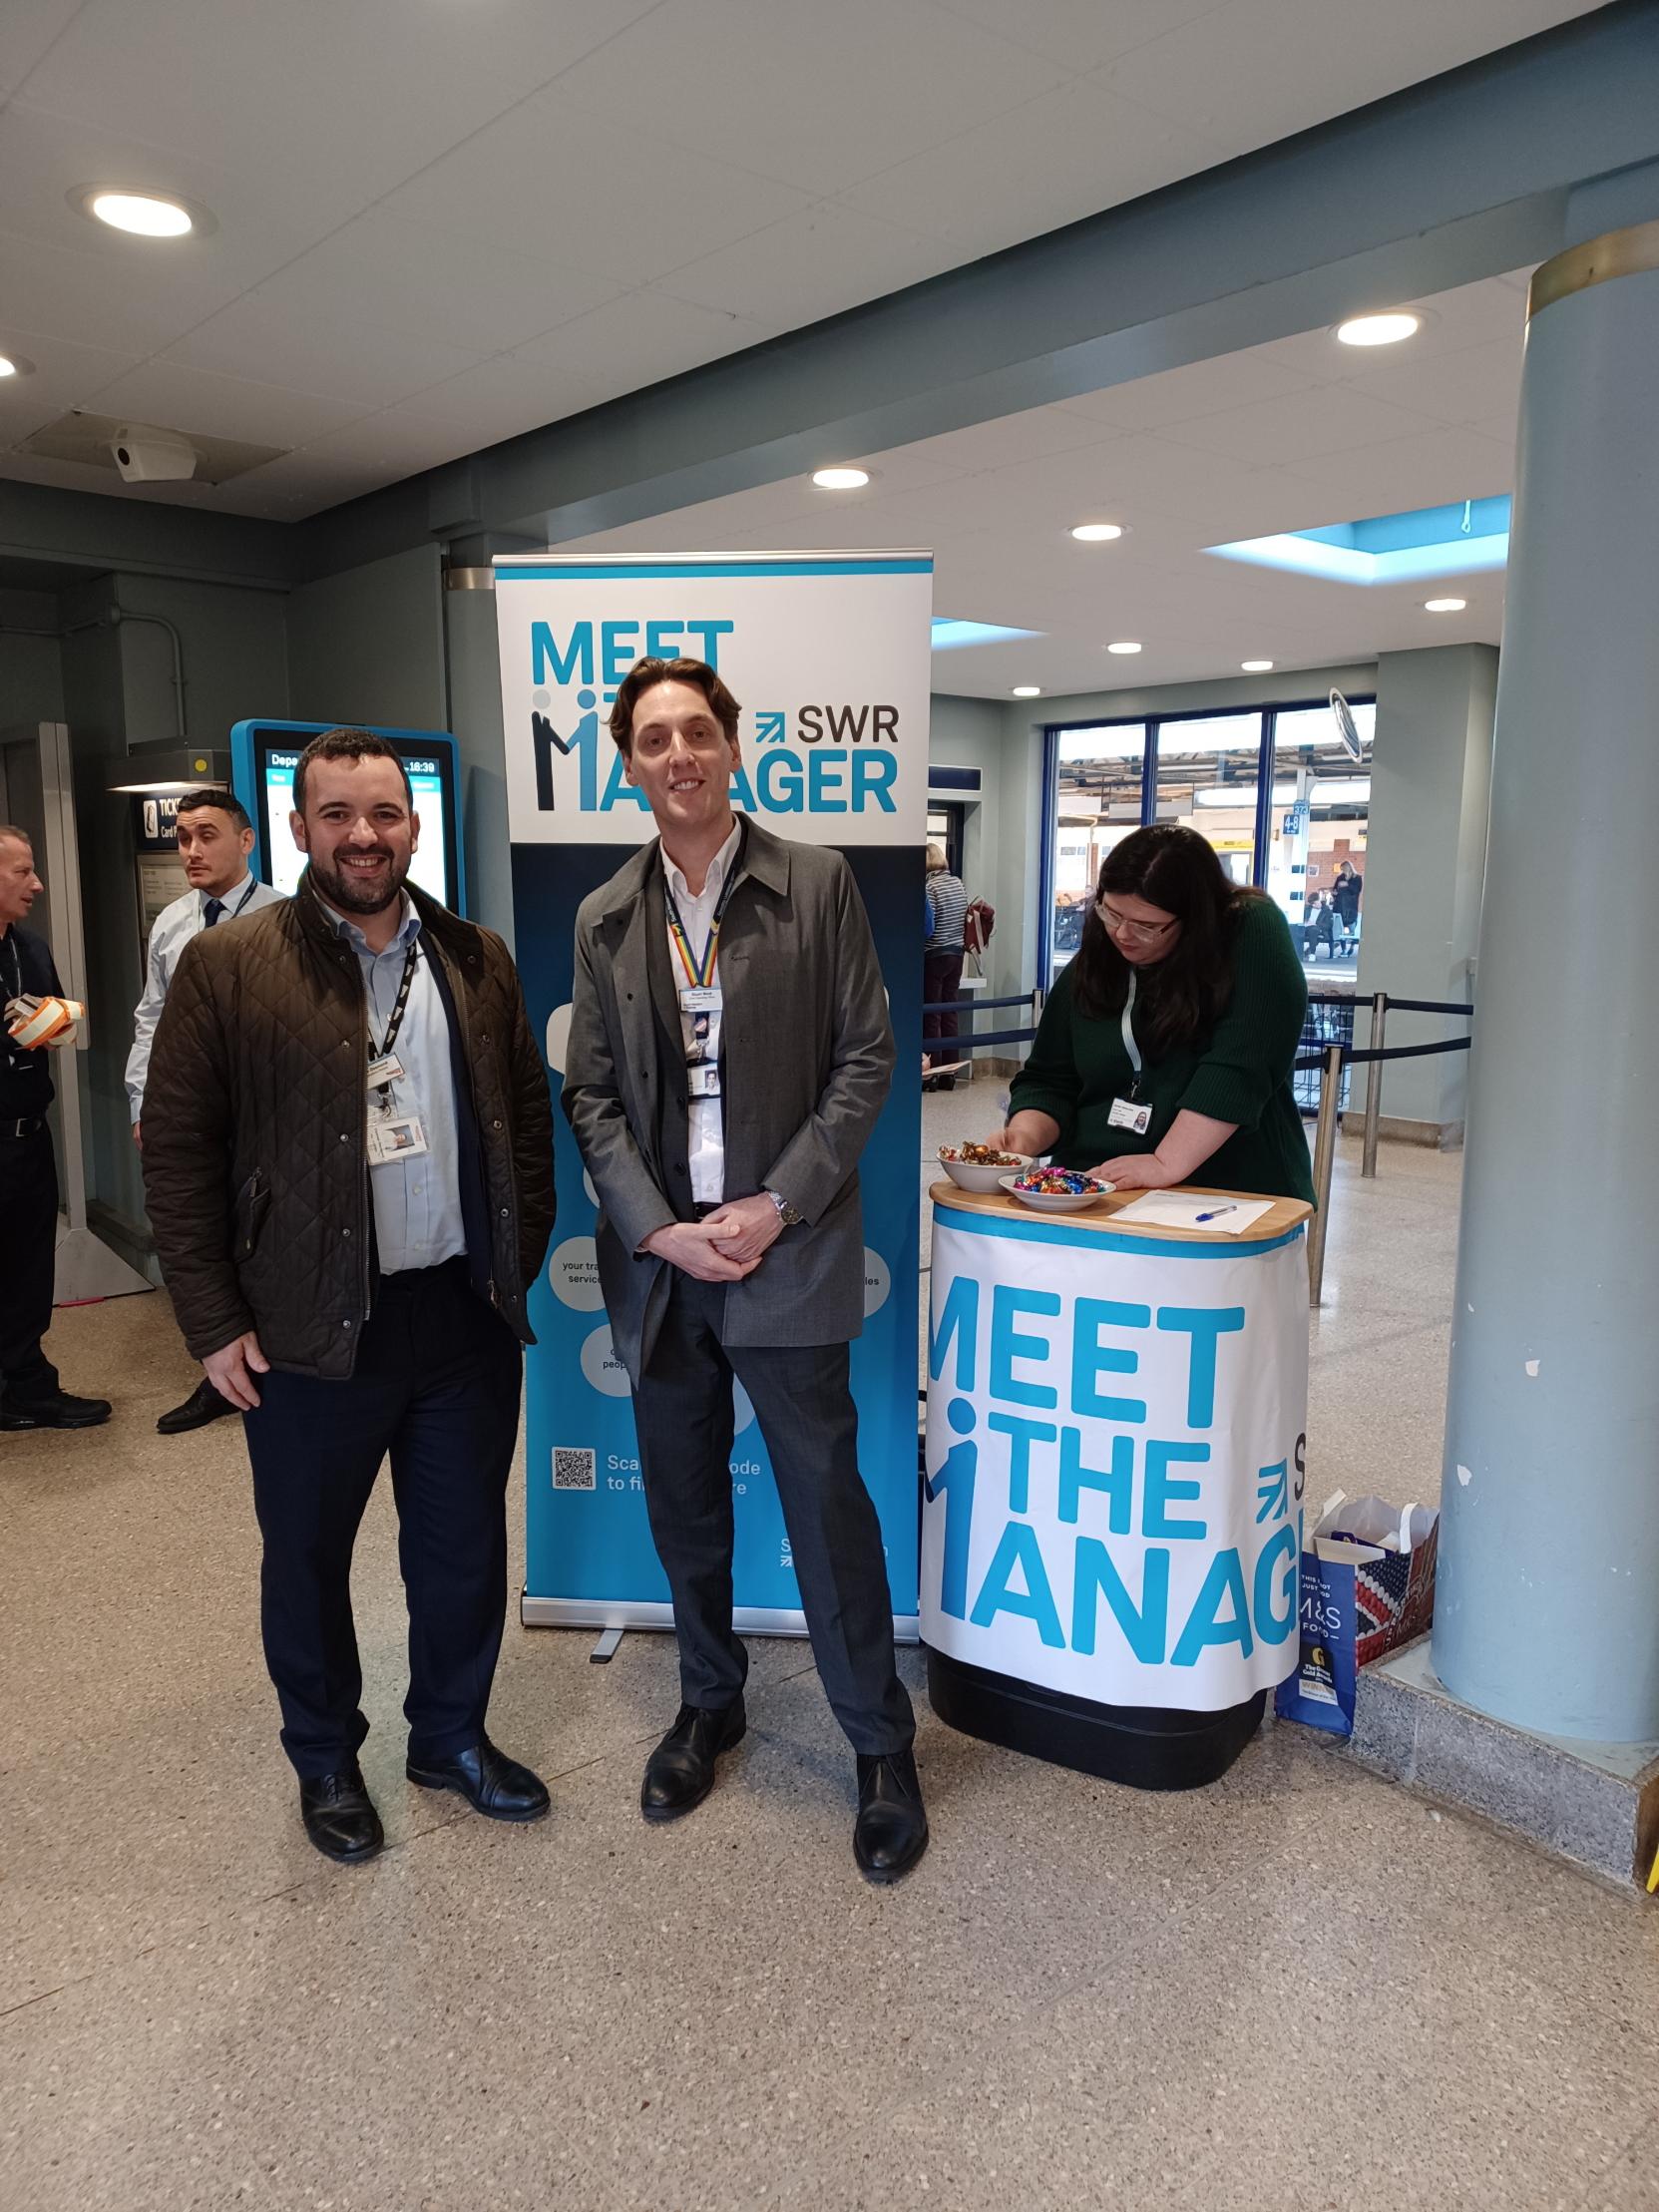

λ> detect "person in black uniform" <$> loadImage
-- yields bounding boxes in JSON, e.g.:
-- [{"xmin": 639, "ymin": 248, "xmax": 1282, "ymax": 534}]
[{"xmin": 0, "ymin": 826, "xmax": 111, "ymax": 1432}]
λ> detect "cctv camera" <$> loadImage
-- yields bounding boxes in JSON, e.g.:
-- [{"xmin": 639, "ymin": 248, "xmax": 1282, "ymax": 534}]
[{"xmin": 109, "ymin": 426, "xmax": 198, "ymax": 483}]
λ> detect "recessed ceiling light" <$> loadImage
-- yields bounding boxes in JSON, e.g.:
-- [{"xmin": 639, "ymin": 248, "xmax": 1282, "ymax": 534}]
[
  {"xmin": 811, "ymin": 466, "xmax": 869, "ymax": 490},
  {"xmin": 1012, "ymin": 685, "xmax": 1041, "ymax": 697},
  {"xmin": 1424, "ymin": 597, "xmax": 1466, "ymax": 614},
  {"xmin": 1336, "ymin": 311, "xmax": 1421, "ymax": 347},
  {"xmin": 1071, "ymin": 522, "xmax": 1124, "ymax": 543},
  {"xmin": 71, "ymin": 185, "xmax": 215, "ymax": 238},
  {"xmin": 0, "ymin": 351, "xmax": 35, "ymax": 379},
  {"xmin": 1241, "ymin": 659, "xmax": 1274, "ymax": 672},
  {"xmin": 1106, "ymin": 641, "xmax": 1142, "ymax": 656}
]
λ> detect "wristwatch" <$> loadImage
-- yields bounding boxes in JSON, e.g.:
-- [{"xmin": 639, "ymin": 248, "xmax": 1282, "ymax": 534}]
[{"xmin": 765, "ymin": 1188, "xmax": 803, "ymax": 1227}]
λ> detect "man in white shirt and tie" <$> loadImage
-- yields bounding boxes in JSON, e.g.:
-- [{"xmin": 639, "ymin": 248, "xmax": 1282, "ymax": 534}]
[{"xmin": 127, "ymin": 787, "xmax": 283, "ymax": 1435}]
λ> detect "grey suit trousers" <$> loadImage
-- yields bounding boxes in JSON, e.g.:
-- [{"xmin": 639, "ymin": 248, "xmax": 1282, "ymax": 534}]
[{"xmin": 630, "ymin": 1273, "xmax": 915, "ymax": 1757}]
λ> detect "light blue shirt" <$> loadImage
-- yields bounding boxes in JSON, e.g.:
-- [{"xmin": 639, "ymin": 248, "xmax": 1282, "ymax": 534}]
[
  {"xmin": 324, "ymin": 895, "xmax": 467, "ymax": 1276},
  {"xmin": 126, "ymin": 874, "xmax": 284, "ymax": 1119}
]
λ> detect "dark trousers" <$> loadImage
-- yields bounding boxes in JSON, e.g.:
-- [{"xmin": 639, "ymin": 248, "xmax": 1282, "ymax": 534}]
[
  {"xmin": 241, "ymin": 1258, "xmax": 522, "ymax": 1779},
  {"xmin": 630, "ymin": 1273, "xmax": 915, "ymax": 1757},
  {"xmin": 922, "ymin": 950, "xmax": 965, "ymax": 1047},
  {"xmin": 0, "ymin": 1123, "xmax": 59, "ymax": 1404}
]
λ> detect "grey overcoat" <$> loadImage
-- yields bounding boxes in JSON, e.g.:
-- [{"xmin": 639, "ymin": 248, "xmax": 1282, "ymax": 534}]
[{"xmin": 562, "ymin": 819, "xmax": 895, "ymax": 1384}]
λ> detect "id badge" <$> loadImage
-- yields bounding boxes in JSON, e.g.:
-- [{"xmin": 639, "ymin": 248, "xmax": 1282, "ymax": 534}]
[
  {"xmin": 679, "ymin": 986, "xmax": 721, "ymax": 1015},
  {"xmin": 367, "ymin": 1108, "xmax": 429, "ymax": 1164},
  {"xmin": 1107, "ymin": 1096, "xmax": 1152, "ymax": 1135},
  {"xmin": 686, "ymin": 1062, "xmax": 722, "ymax": 1100},
  {"xmin": 366, "ymin": 1052, "xmax": 405, "ymax": 1090}
]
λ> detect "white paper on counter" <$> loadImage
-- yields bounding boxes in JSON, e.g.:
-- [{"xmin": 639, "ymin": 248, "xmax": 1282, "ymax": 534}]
[{"xmin": 1110, "ymin": 1192, "xmax": 1277, "ymax": 1235}]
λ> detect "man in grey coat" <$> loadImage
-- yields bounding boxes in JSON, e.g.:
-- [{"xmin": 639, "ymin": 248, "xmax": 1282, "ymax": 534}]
[{"xmin": 563, "ymin": 655, "xmax": 926, "ymax": 1883}]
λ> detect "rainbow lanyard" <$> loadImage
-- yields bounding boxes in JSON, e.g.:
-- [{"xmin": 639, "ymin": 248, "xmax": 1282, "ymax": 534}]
[{"xmin": 663, "ymin": 829, "xmax": 744, "ymax": 992}]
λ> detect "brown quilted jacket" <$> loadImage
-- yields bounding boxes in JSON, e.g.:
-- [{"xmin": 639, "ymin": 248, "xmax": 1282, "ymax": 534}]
[{"xmin": 141, "ymin": 874, "xmax": 555, "ymax": 1377}]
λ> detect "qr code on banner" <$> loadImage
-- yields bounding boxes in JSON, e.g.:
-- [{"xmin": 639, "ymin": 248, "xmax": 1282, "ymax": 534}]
[{"xmin": 552, "ymin": 1447, "xmax": 596, "ymax": 1492}]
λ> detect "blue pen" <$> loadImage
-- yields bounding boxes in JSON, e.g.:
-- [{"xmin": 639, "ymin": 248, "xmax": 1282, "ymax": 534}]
[{"xmin": 1193, "ymin": 1203, "xmax": 1238, "ymax": 1224}]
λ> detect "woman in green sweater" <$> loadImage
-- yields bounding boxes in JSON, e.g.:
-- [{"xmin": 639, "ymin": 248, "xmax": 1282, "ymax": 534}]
[{"xmin": 998, "ymin": 824, "xmax": 1315, "ymax": 1202}]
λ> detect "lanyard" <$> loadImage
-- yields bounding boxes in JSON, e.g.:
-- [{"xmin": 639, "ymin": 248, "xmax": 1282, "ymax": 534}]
[
  {"xmin": 370, "ymin": 938, "xmax": 421, "ymax": 1065},
  {"xmin": 1121, "ymin": 970, "xmax": 1142, "ymax": 1096},
  {"xmin": 663, "ymin": 828, "xmax": 744, "ymax": 991}
]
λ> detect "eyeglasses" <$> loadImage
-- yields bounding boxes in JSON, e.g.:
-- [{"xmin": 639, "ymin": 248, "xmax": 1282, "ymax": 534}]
[{"xmin": 1096, "ymin": 898, "xmax": 1179, "ymax": 944}]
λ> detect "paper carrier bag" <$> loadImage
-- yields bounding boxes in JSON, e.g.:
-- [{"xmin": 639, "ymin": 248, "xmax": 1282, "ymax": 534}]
[{"xmin": 1274, "ymin": 1491, "xmax": 1440, "ymax": 1736}]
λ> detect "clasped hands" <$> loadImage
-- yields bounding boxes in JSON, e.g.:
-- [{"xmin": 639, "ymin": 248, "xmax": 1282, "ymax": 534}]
[{"xmin": 645, "ymin": 1192, "xmax": 784, "ymax": 1283}]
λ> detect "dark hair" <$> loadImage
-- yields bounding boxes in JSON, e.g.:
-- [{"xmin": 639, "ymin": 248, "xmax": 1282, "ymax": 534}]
[
  {"xmin": 292, "ymin": 727, "xmax": 413, "ymax": 815},
  {"xmin": 1070, "ymin": 823, "xmax": 1264, "ymax": 1052},
  {"xmin": 608, "ymin": 657, "xmax": 741, "ymax": 756},
  {"xmin": 176, "ymin": 787, "xmax": 251, "ymax": 834}
]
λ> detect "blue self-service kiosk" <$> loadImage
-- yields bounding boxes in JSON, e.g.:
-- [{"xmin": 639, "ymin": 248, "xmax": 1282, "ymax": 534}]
[{"xmin": 229, "ymin": 719, "xmax": 468, "ymax": 917}]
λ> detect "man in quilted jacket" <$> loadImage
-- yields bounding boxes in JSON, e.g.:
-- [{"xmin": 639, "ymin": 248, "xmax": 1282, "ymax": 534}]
[{"xmin": 142, "ymin": 727, "xmax": 556, "ymax": 1866}]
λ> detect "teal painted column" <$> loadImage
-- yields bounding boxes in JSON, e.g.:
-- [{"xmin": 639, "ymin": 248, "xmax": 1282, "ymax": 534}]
[{"xmin": 1436, "ymin": 222, "xmax": 1659, "ymax": 1740}]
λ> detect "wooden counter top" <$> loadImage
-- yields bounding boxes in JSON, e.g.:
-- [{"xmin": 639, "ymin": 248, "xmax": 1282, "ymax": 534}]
[{"xmin": 928, "ymin": 1180, "xmax": 1313, "ymax": 1246}]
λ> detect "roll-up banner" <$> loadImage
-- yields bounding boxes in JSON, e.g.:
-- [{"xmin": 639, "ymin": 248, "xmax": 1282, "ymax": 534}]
[{"xmin": 496, "ymin": 552, "xmax": 933, "ymax": 1637}]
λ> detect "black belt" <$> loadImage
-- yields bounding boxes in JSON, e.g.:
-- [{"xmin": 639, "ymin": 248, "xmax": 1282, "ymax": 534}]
[
  {"xmin": 692, "ymin": 1201, "xmax": 719, "ymax": 1218},
  {"xmin": 0, "ymin": 1114, "xmax": 46, "ymax": 1140}
]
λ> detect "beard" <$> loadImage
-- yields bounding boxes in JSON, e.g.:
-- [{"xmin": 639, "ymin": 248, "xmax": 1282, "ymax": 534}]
[{"xmin": 308, "ymin": 846, "xmax": 409, "ymax": 916}]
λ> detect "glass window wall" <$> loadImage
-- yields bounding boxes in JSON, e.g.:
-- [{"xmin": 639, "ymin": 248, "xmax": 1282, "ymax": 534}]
[{"xmin": 1047, "ymin": 721, "xmax": 1145, "ymax": 974}]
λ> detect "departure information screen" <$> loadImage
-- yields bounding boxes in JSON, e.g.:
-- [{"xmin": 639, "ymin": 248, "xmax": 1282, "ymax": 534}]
[{"xmin": 253, "ymin": 741, "xmax": 458, "ymax": 909}]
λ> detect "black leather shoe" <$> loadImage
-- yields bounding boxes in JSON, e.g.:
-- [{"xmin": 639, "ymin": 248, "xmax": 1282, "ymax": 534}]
[
  {"xmin": 854, "ymin": 1748, "xmax": 929, "ymax": 1883},
  {"xmin": 1, "ymin": 1390, "xmax": 112, "ymax": 1431},
  {"xmin": 406, "ymin": 1735, "xmax": 550, "ymax": 1823},
  {"xmin": 157, "ymin": 1378, "xmax": 238, "ymax": 1435},
  {"xmin": 299, "ymin": 1767, "xmax": 384, "ymax": 1864},
  {"xmin": 640, "ymin": 1700, "xmax": 746, "ymax": 1822}
]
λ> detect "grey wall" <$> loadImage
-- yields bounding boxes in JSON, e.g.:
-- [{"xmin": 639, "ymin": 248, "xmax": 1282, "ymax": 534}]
[
  {"xmin": 286, "ymin": 545, "xmax": 446, "ymax": 729},
  {"xmin": 115, "ymin": 573, "xmax": 288, "ymax": 750},
  {"xmin": 0, "ymin": 591, "xmax": 68, "ymax": 726},
  {"xmin": 927, "ymin": 692, "xmax": 1025, "ymax": 1001},
  {"xmin": 443, "ymin": 584, "xmax": 513, "ymax": 943}
]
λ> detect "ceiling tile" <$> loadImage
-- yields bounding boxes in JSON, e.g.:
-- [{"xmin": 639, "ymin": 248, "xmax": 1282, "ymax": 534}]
[
  {"xmin": 1332, "ymin": 335, "xmax": 1524, "ymax": 428},
  {"xmin": 1279, "ymin": 422, "xmax": 1516, "ymax": 505},
  {"xmin": 929, "ymin": 0, "xmax": 1232, "ymax": 72},
  {"xmin": 836, "ymin": 78, "xmax": 1228, "ymax": 254},
  {"xmin": 548, "ymin": 0, "xmax": 1067, "ymax": 198},
  {"xmin": 15, "ymin": 0, "xmax": 665, "ymax": 215},
  {"xmin": 880, "ymin": 405, "xmax": 1120, "ymax": 478},
  {"xmin": 163, "ymin": 297, "xmax": 490, "ymax": 408},
  {"xmin": 387, "ymin": 356, "xmax": 607, "ymax": 446},
  {"xmin": 654, "ymin": 203, "xmax": 960, "ymax": 327},
  {"xmin": 0, "ymin": 225, "xmax": 247, "ymax": 354},
  {"xmin": 1105, "ymin": 0, "xmax": 1603, "ymax": 161},
  {"xmin": 512, "ymin": 290, "xmax": 775, "ymax": 398},
  {"xmin": 82, "ymin": 359, "xmax": 373, "ymax": 449},
  {"xmin": 374, "ymin": 84, "xmax": 813, "ymax": 285},
  {"xmin": 248, "ymin": 211, "xmax": 626, "ymax": 358},
  {"xmin": 1157, "ymin": 382, "xmax": 1440, "ymax": 464},
  {"xmin": 0, "ymin": 328, "xmax": 141, "ymax": 442},
  {"xmin": 0, "ymin": 0, "xmax": 81, "ymax": 98}
]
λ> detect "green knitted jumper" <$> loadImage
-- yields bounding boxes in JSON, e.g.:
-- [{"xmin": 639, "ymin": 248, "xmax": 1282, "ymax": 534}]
[{"xmin": 1011, "ymin": 896, "xmax": 1315, "ymax": 1203}]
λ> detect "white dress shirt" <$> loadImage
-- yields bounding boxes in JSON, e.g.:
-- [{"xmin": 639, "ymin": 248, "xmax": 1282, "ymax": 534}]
[
  {"xmin": 126, "ymin": 874, "xmax": 283, "ymax": 1120},
  {"xmin": 662, "ymin": 819, "xmax": 741, "ymax": 1208}
]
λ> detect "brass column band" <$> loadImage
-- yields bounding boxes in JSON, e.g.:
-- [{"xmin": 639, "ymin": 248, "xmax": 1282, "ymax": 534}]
[
  {"xmin": 443, "ymin": 567, "xmax": 496, "ymax": 592},
  {"xmin": 1528, "ymin": 220, "xmax": 1659, "ymax": 321}
]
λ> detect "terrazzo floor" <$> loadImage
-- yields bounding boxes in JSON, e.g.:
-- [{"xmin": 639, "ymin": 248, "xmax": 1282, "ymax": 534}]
[{"xmin": 5, "ymin": 1096, "xmax": 1655, "ymax": 2212}]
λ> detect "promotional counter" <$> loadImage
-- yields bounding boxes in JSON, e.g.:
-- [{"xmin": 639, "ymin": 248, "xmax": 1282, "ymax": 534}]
[{"xmin": 921, "ymin": 1181, "xmax": 1312, "ymax": 1790}]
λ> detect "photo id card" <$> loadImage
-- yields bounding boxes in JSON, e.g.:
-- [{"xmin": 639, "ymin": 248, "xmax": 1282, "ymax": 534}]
[
  {"xmin": 1107, "ymin": 1096, "xmax": 1153, "ymax": 1135},
  {"xmin": 686, "ymin": 1061, "xmax": 723, "ymax": 1100},
  {"xmin": 367, "ymin": 1111, "xmax": 428, "ymax": 1164}
]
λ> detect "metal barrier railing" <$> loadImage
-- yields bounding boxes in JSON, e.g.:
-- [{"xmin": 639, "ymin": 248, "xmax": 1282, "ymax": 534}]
[
  {"xmin": 1300, "ymin": 990, "xmax": 1474, "ymax": 1304},
  {"xmin": 921, "ymin": 988, "xmax": 1042, "ymax": 1061}
]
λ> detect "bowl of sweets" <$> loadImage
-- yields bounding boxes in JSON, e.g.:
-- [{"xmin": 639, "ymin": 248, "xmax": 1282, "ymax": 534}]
[
  {"xmin": 998, "ymin": 1165, "xmax": 1115, "ymax": 1214},
  {"xmin": 937, "ymin": 1140, "xmax": 1034, "ymax": 1193}
]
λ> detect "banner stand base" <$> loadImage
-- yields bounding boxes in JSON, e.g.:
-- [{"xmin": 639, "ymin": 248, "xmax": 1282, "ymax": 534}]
[
  {"xmin": 522, "ymin": 1593, "xmax": 920, "ymax": 1645},
  {"xmin": 589, "ymin": 1627, "xmax": 624, "ymax": 1664}
]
